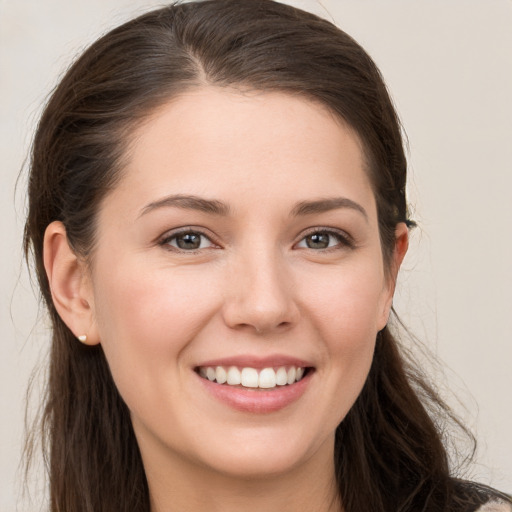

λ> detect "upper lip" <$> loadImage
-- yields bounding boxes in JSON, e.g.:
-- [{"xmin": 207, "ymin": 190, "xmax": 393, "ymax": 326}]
[{"xmin": 195, "ymin": 355, "xmax": 314, "ymax": 369}]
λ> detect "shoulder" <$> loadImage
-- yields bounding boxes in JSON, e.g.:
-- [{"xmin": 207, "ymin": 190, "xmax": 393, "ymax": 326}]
[
  {"xmin": 451, "ymin": 479, "xmax": 512, "ymax": 512},
  {"xmin": 476, "ymin": 500, "xmax": 512, "ymax": 512}
]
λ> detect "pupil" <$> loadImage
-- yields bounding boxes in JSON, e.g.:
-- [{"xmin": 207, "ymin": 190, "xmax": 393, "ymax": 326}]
[
  {"xmin": 177, "ymin": 233, "xmax": 201, "ymax": 250},
  {"xmin": 307, "ymin": 233, "xmax": 329, "ymax": 249}
]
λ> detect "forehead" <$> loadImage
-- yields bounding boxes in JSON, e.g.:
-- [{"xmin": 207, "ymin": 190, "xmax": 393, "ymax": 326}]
[{"xmin": 109, "ymin": 87, "xmax": 376, "ymax": 219}]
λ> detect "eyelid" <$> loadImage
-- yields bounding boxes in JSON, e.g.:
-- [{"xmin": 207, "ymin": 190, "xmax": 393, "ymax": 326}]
[
  {"xmin": 155, "ymin": 225, "xmax": 354, "ymax": 252},
  {"xmin": 294, "ymin": 227, "xmax": 355, "ymax": 250},
  {"xmin": 157, "ymin": 226, "xmax": 221, "ymax": 251}
]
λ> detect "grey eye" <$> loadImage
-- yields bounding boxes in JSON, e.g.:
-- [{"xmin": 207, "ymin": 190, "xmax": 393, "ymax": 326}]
[
  {"xmin": 297, "ymin": 231, "xmax": 340, "ymax": 250},
  {"xmin": 176, "ymin": 233, "xmax": 201, "ymax": 250},
  {"xmin": 166, "ymin": 232, "xmax": 213, "ymax": 250},
  {"xmin": 295, "ymin": 229, "xmax": 354, "ymax": 251},
  {"xmin": 305, "ymin": 233, "xmax": 331, "ymax": 249}
]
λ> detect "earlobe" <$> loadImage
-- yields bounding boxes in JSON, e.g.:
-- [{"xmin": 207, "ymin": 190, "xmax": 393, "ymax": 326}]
[{"xmin": 43, "ymin": 221, "xmax": 100, "ymax": 346}]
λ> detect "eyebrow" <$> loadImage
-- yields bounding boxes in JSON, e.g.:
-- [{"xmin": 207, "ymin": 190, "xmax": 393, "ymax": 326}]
[
  {"xmin": 139, "ymin": 194, "xmax": 230, "ymax": 218},
  {"xmin": 291, "ymin": 197, "xmax": 368, "ymax": 221},
  {"xmin": 139, "ymin": 193, "xmax": 367, "ymax": 221}
]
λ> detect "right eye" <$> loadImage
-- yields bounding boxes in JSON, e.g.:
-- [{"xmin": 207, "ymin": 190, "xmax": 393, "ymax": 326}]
[{"xmin": 160, "ymin": 230, "xmax": 215, "ymax": 251}]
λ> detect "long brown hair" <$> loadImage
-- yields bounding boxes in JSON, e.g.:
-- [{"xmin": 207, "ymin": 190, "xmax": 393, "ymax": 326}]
[{"xmin": 23, "ymin": 1, "xmax": 510, "ymax": 511}]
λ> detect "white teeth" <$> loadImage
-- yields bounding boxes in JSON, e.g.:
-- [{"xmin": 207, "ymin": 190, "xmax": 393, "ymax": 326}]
[
  {"xmin": 275, "ymin": 367, "xmax": 288, "ymax": 386},
  {"xmin": 198, "ymin": 365, "xmax": 307, "ymax": 389},
  {"xmin": 227, "ymin": 366, "xmax": 241, "ymax": 385},
  {"xmin": 241, "ymin": 368, "xmax": 259, "ymax": 388},
  {"xmin": 215, "ymin": 366, "xmax": 227, "ymax": 384},
  {"xmin": 258, "ymin": 367, "xmax": 276, "ymax": 389},
  {"xmin": 287, "ymin": 367, "xmax": 296, "ymax": 385}
]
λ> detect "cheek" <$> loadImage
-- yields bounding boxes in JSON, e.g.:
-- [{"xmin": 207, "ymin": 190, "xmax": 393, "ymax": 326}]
[
  {"xmin": 90, "ymin": 260, "xmax": 221, "ymax": 393},
  {"xmin": 297, "ymin": 256, "xmax": 386, "ymax": 404},
  {"xmin": 302, "ymin": 257, "xmax": 387, "ymax": 342}
]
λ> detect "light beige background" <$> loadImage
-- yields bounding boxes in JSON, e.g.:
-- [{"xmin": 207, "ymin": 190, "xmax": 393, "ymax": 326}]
[{"xmin": 1, "ymin": 0, "xmax": 511, "ymax": 509}]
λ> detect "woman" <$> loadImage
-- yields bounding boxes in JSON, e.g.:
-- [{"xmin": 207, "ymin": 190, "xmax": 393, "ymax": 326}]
[{"xmin": 23, "ymin": 1, "xmax": 511, "ymax": 511}]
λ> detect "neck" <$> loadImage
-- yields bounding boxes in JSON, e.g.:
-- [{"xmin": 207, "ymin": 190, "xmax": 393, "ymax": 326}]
[{"xmin": 142, "ymin": 436, "xmax": 342, "ymax": 512}]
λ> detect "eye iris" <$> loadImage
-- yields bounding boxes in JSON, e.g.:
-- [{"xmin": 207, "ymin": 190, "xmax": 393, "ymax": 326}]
[
  {"xmin": 176, "ymin": 233, "xmax": 201, "ymax": 250},
  {"xmin": 306, "ymin": 233, "xmax": 330, "ymax": 249}
]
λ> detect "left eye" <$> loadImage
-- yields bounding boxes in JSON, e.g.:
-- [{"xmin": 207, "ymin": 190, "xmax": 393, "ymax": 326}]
[
  {"xmin": 163, "ymin": 231, "xmax": 214, "ymax": 251},
  {"xmin": 296, "ymin": 231, "xmax": 347, "ymax": 250}
]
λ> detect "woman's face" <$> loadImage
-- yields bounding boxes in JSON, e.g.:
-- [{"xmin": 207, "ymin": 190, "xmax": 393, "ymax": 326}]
[{"xmin": 84, "ymin": 88, "xmax": 402, "ymax": 480}]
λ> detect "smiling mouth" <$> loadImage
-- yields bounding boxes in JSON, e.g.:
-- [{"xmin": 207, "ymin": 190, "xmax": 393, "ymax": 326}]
[{"xmin": 195, "ymin": 365, "xmax": 311, "ymax": 389}]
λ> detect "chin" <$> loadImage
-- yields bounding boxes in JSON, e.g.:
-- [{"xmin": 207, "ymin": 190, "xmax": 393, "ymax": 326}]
[
  {"xmin": 190, "ymin": 425, "xmax": 334, "ymax": 481},
  {"xmin": 203, "ymin": 450, "xmax": 307, "ymax": 480}
]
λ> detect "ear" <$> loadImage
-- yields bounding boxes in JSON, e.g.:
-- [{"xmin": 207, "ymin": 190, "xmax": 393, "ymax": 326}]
[
  {"xmin": 43, "ymin": 221, "xmax": 100, "ymax": 345},
  {"xmin": 377, "ymin": 222, "xmax": 409, "ymax": 329}
]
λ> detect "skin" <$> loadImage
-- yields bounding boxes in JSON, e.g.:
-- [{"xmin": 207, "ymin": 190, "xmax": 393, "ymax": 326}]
[{"xmin": 44, "ymin": 88, "xmax": 408, "ymax": 512}]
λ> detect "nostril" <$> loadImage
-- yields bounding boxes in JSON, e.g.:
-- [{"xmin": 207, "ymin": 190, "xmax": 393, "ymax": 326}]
[{"xmin": 252, "ymin": 320, "xmax": 293, "ymax": 335}]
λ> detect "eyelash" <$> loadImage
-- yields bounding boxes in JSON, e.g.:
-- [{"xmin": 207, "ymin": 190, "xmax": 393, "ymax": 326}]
[
  {"xmin": 295, "ymin": 228, "xmax": 355, "ymax": 251},
  {"xmin": 158, "ymin": 228, "xmax": 219, "ymax": 253},
  {"xmin": 158, "ymin": 227, "xmax": 354, "ymax": 253}
]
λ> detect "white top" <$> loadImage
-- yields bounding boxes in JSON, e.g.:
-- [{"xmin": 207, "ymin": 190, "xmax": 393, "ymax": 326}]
[{"xmin": 477, "ymin": 501, "xmax": 512, "ymax": 512}]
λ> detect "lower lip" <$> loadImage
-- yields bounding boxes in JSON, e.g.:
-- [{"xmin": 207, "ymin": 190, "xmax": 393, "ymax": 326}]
[{"xmin": 197, "ymin": 371, "xmax": 313, "ymax": 413}]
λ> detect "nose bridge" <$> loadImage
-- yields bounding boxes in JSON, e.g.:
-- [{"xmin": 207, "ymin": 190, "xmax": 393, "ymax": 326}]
[{"xmin": 223, "ymin": 240, "xmax": 298, "ymax": 333}]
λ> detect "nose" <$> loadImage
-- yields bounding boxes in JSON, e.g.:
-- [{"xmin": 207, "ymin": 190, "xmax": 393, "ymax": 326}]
[{"xmin": 222, "ymin": 248, "xmax": 300, "ymax": 335}]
